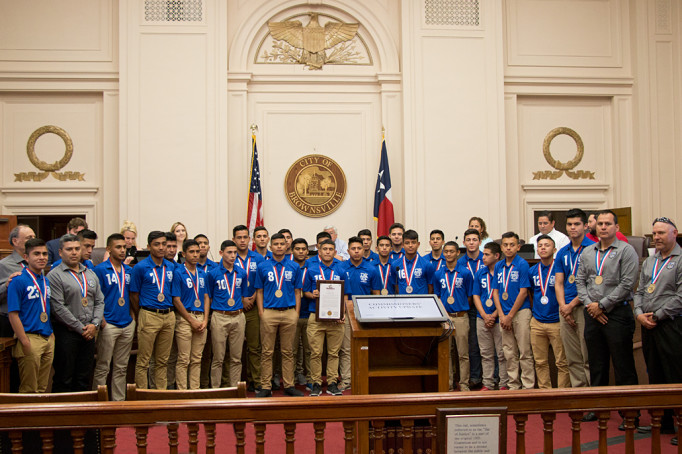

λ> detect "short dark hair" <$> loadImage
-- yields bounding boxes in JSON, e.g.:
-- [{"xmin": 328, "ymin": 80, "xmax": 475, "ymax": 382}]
[
  {"xmin": 316, "ymin": 231, "xmax": 332, "ymax": 243},
  {"xmin": 565, "ymin": 208, "xmax": 588, "ymax": 224},
  {"xmin": 147, "ymin": 231, "xmax": 166, "ymax": 244},
  {"xmin": 347, "ymin": 236, "xmax": 363, "ymax": 247},
  {"xmin": 403, "ymin": 230, "xmax": 419, "ymax": 241},
  {"xmin": 357, "ymin": 229, "xmax": 372, "ymax": 238},
  {"xmin": 220, "ymin": 240, "xmax": 237, "ymax": 250},
  {"xmin": 277, "ymin": 228, "xmax": 292, "ymax": 236},
  {"xmin": 536, "ymin": 234, "xmax": 555, "ymax": 246},
  {"xmin": 232, "ymin": 225, "xmax": 249, "ymax": 237},
  {"xmin": 77, "ymin": 229, "xmax": 98, "ymax": 241},
  {"xmin": 484, "ymin": 242, "xmax": 501, "ymax": 256},
  {"xmin": 193, "ymin": 233, "xmax": 209, "ymax": 242},
  {"xmin": 270, "ymin": 232, "xmax": 285, "ymax": 242},
  {"xmin": 24, "ymin": 238, "xmax": 46, "ymax": 255},
  {"xmin": 389, "ymin": 223, "xmax": 404, "ymax": 233},
  {"xmin": 254, "ymin": 226, "xmax": 268, "ymax": 235},
  {"xmin": 292, "ymin": 238, "xmax": 308, "ymax": 248},
  {"xmin": 319, "ymin": 239, "xmax": 335, "ymax": 248},
  {"xmin": 106, "ymin": 233, "xmax": 125, "ymax": 247},
  {"xmin": 183, "ymin": 239, "xmax": 199, "ymax": 252},
  {"xmin": 537, "ymin": 210, "xmax": 554, "ymax": 223},
  {"xmin": 165, "ymin": 232, "xmax": 177, "ymax": 242},
  {"xmin": 444, "ymin": 240, "xmax": 460, "ymax": 250},
  {"xmin": 501, "ymin": 231, "xmax": 520, "ymax": 242},
  {"xmin": 463, "ymin": 228, "xmax": 480, "ymax": 239},
  {"xmin": 596, "ymin": 209, "xmax": 618, "ymax": 225},
  {"xmin": 67, "ymin": 217, "xmax": 88, "ymax": 231},
  {"xmin": 59, "ymin": 233, "xmax": 80, "ymax": 249},
  {"xmin": 377, "ymin": 235, "xmax": 391, "ymax": 246},
  {"xmin": 429, "ymin": 229, "xmax": 444, "ymax": 240}
]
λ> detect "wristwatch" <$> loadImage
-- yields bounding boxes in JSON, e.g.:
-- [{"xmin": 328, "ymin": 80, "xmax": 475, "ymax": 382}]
[{"xmin": 597, "ymin": 302, "xmax": 605, "ymax": 312}]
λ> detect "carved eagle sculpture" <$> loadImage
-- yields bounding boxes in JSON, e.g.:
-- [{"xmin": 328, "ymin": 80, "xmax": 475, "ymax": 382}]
[{"xmin": 268, "ymin": 13, "xmax": 359, "ymax": 69}]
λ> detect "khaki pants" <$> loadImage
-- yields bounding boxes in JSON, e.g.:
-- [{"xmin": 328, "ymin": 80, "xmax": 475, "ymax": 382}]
[
  {"xmin": 307, "ymin": 314, "xmax": 345, "ymax": 386},
  {"xmin": 244, "ymin": 307, "xmax": 261, "ymax": 387},
  {"xmin": 294, "ymin": 317, "xmax": 311, "ymax": 382},
  {"xmin": 93, "ymin": 321, "xmax": 135, "ymax": 400},
  {"xmin": 135, "ymin": 310, "xmax": 176, "ymax": 389},
  {"xmin": 449, "ymin": 314, "xmax": 470, "ymax": 391},
  {"xmin": 499, "ymin": 308, "xmax": 535, "ymax": 390},
  {"xmin": 530, "ymin": 317, "xmax": 571, "ymax": 389},
  {"xmin": 260, "ymin": 308, "xmax": 297, "ymax": 390},
  {"xmin": 175, "ymin": 313, "xmax": 208, "ymax": 390},
  {"xmin": 211, "ymin": 311, "xmax": 246, "ymax": 388},
  {"xmin": 477, "ymin": 318, "xmax": 507, "ymax": 389},
  {"xmin": 14, "ymin": 333, "xmax": 54, "ymax": 393},
  {"xmin": 560, "ymin": 304, "xmax": 590, "ymax": 387},
  {"xmin": 338, "ymin": 315, "xmax": 352, "ymax": 388}
]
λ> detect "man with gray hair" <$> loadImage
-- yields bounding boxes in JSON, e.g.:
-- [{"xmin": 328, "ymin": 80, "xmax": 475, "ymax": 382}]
[
  {"xmin": 0, "ymin": 224, "xmax": 36, "ymax": 337},
  {"xmin": 323, "ymin": 226, "xmax": 349, "ymax": 261}
]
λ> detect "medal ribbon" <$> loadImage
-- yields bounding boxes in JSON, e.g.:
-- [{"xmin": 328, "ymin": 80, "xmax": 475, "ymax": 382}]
[
  {"xmin": 185, "ymin": 265, "xmax": 200, "ymax": 301},
  {"xmin": 26, "ymin": 269, "xmax": 47, "ymax": 313},
  {"xmin": 110, "ymin": 259, "xmax": 126, "ymax": 299},
  {"xmin": 152, "ymin": 266, "xmax": 166, "ymax": 296},
  {"xmin": 67, "ymin": 269, "xmax": 88, "ymax": 299},
  {"xmin": 445, "ymin": 270, "xmax": 458, "ymax": 299},
  {"xmin": 301, "ymin": 268, "xmax": 308, "ymax": 286},
  {"xmin": 237, "ymin": 256, "xmax": 252, "ymax": 281},
  {"xmin": 502, "ymin": 264, "xmax": 515, "ymax": 295},
  {"xmin": 568, "ymin": 246, "xmax": 584, "ymax": 278},
  {"xmin": 467, "ymin": 259, "xmax": 482, "ymax": 276},
  {"xmin": 486, "ymin": 271, "xmax": 493, "ymax": 300},
  {"xmin": 402, "ymin": 257, "xmax": 418, "ymax": 288},
  {"xmin": 223, "ymin": 271, "xmax": 236, "ymax": 299},
  {"xmin": 273, "ymin": 263, "xmax": 285, "ymax": 293},
  {"xmin": 595, "ymin": 247, "xmax": 613, "ymax": 276},
  {"xmin": 378, "ymin": 263, "xmax": 390, "ymax": 290},
  {"xmin": 538, "ymin": 261, "xmax": 555, "ymax": 297},
  {"xmin": 319, "ymin": 265, "xmax": 334, "ymax": 281},
  {"xmin": 651, "ymin": 256, "xmax": 673, "ymax": 285}
]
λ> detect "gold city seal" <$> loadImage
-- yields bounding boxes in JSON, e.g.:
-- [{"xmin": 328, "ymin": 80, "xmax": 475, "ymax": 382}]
[{"xmin": 284, "ymin": 155, "xmax": 347, "ymax": 218}]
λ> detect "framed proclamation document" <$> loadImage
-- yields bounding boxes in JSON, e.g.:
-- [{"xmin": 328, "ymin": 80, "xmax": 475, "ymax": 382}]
[{"xmin": 316, "ymin": 280, "xmax": 345, "ymax": 320}]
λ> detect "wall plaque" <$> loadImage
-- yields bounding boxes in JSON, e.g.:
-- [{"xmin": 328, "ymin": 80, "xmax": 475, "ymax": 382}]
[{"xmin": 284, "ymin": 154, "xmax": 346, "ymax": 217}]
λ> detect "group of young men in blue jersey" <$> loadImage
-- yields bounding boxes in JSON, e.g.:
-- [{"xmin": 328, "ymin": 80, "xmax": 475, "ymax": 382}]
[{"xmin": 5, "ymin": 207, "xmax": 682, "ymax": 444}]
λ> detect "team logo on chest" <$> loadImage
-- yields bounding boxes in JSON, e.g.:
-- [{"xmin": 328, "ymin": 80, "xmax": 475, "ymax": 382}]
[
  {"xmin": 199, "ymin": 277, "xmax": 205, "ymax": 288},
  {"xmin": 510, "ymin": 271, "xmax": 519, "ymax": 281},
  {"xmin": 285, "ymin": 270, "xmax": 293, "ymax": 280},
  {"xmin": 166, "ymin": 270, "xmax": 173, "ymax": 281},
  {"xmin": 667, "ymin": 262, "xmax": 676, "ymax": 269},
  {"xmin": 360, "ymin": 272, "xmax": 369, "ymax": 283},
  {"xmin": 414, "ymin": 268, "xmax": 423, "ymax": 278}
]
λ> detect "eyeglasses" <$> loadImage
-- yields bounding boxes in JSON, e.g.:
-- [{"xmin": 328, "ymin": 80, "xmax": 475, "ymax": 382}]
[{"xmin": 653, "ymin": 217, "xmax": 677, "ymax": 229}]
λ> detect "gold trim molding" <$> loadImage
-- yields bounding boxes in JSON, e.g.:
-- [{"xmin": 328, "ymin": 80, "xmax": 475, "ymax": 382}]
[
  {"xmin": 15, "ymin": 125, "xmax": 85, "ymax": 182},
  {"xmin": 533, "ymin": 127, "xmax": 595, "ymax": 180}
]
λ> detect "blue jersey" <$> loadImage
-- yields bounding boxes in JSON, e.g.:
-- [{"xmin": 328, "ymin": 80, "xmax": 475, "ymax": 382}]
[
  {"xmin": 529, "ymin": 261, "xmax": 559, "ymax": 323},
  {"xmin": 457, "ymin": 252, "xmax": 484, "ymax": 279},
  {"xmin": 7, "ymin": 268, "xmax": 52, "ymax": 336},
  {"xmin": 207, "ymin": 263, "xmax": 247, "ymax": 311},
  {"xmin": 254, "ymin": 259, "xmax": 302, "ymax": 309},
  {"xmin": 130, "ymin": 256, "xmax": 175, "ymax": 309},
  {"xmin": 234, "ymin": 251, "xmax": 263, "ymax": 298},
  {"xmin": 472, "ymin": 266, "xmax": 497, "ymax": 320},
  {"xmin": 172, "ymin": 264, "xmax": 209, "ymax": 312},
  {"xmin": 375, "ymin": 261, "xmax": 394, "ymax": 295},
  {"xmin": 391, "ymin": 255, "xmax": 434, "ymax": 295},
  {"xmin": 94, "ymin": 260, "xmax": 133, "ymax": 328},
  {"xmin": 364, "ymin": 250, "xmax": 380, "ymax": 263},
  {"xmin": 389, "ymin": 248, "xmax": 405, "ymax": 262},
  {"xmin": 197, "ymin": 259, "xmax": 219, "ymax": 275},
  {"xmin": 434, "ymin": 265, "xmax": 471, "ymax": 313},
  {"xmin": 340, "ymin": 260, "xmax": 382, "ymax": 298},
  {"xmin": 304, "ymin": 260, "xmax": 346, "ymax": 313},
  {"xmin": 555, "ymin": 237, "xmax": 595, "ymax": 303},
  {"xmin": 493, "ymin": 255, "xmax": 531, "ymax": 314},
  {"xmin": 297, "ymin": 265, "xmax": 313, "ymax": 318},
  {"xmin": 51, "ymin": 258, "xmax": 94, "ymax": 270},
  {"xmin": 423, "ymin": 252, "xmax": 445, "ymax": 273}
]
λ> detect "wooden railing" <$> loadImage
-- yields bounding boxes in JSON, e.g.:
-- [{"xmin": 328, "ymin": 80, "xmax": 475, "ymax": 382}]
[{"xmin": 0, "ymin": 384, "xmax": 681, "ymax": 453}]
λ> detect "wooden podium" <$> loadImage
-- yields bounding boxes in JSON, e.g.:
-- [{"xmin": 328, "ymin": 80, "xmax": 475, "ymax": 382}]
[{"xmin": 348, "ymin": 301, "xmax": 450, "ymax": 395}]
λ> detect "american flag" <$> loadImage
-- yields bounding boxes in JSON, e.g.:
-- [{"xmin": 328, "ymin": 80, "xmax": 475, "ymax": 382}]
[{"xmin": 247, "ymin": 134, "xmax": 264, "ymax": 249}]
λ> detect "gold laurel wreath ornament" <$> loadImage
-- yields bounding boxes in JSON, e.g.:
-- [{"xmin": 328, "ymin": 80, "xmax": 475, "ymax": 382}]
[
  {"xmin": 15, "ymin": 125, "xmax": 85, "ymax": 182},
  {"xmin": 533, "ymin": 127, "xmax": 595, "ymax": 180}
]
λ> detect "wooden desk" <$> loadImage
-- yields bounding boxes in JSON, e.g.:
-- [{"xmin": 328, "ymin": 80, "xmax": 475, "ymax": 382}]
[{"xmin": 0, "ymin": 338, "xmax": 15, "ymax": 393}]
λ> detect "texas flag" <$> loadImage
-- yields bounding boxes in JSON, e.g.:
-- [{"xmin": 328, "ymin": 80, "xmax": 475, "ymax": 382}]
[{"xmin": 373, "ymin": 138, "xmax": 395, "ymax": 237}]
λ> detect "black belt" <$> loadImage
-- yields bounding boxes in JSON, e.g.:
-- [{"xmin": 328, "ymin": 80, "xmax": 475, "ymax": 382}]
[
  {"xmin": 141, "ymin": 306, "xmax": 173, "ymax": 314},
  {"xmin": 265, "ymin": 306, "xmax": 295, "ymax": 311}
]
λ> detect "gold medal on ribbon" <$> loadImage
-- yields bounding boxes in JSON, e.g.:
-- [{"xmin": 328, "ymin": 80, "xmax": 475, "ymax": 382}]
[
  {"xmin": 381, "ymin": 289, "xmax": 388, "ymax": 295},
  {"xmin": 228, "ymin": 298, "xmax": 235, "ymax": 307},
  {"xmin": 118, "ymin": 297, "xmax": 125, "ymax": 307},
  {"xmin": 485, "ymin": 299, "xmax": 493, "ymax": 308},
  {"xmin": 40, "ymin": 312, "xmax": 48, "ymax": 323},
  {"xmin": 502, "ymin": 292, "xmax": 509, "ymax": 301},
  {"xmin": 81, "ymin": 297, "xmax": 89, "ymax": 307},
  {"xmin": 568, "ymin": 275, "xmax": 576, "ymax": 284},
  {"xmin": 275, "ymin": 289, "xmax": 283, "ymax": 298},
  {"xmin": 647, "ymin": 283, "xmax": 656, "ymax": 294},
  {"xmin": 158, "ymin": 293, "xmax": 165, "ymax": 302},
  {"xmin": 406, "ymin": 285, "xmax": 413, "ymax": 294},
  {"xmin": 447, "ymin": 296, "xmax": 455, "ymax": 304},
  {"xmin": 594, "ymin": 276, "xmax": 603, "ymax": 285},
  {"xmin": 194, "ymin": 299, "xmax": 201, "ymax": 308}
]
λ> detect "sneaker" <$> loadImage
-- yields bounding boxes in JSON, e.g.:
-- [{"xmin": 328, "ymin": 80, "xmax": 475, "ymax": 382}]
[
  {"xmin": 480, "ymin": 386, "xmax": 491, "ymax": 391},
  {"xmin": 272, "ymin": 375, "xmax": 281, "ymax": 391},
  {"xmin": 284, "ymin": 386, "xmax": 304, "ymax": 397},
  {"xmin": 255, "ymin": 388, "xmax": 272, "ymax": 398},
  {"xmin": 310, "ymin": 383, "xmax": 322, "ymax": 396},
  {"xmin": 581, "ymin": 412, "xmax": 597, "ymax": 422},
  {"xmin": 499, "ymin": 386, "xmax": 509, "ymax": 390},
  {"xmin": 306, "ymin": 382, "xmax": 313, "ymax": 391},
  {"xmin": 671, "ymin": 436, "xmax": 678, "ymax": 446},
  {"xmin": 327, "ymin": 382, "xmax": 343, "ymax": 396},
  {"xmin": 296, "ymin": 373, "xmax": 307, "ymax": 386}
]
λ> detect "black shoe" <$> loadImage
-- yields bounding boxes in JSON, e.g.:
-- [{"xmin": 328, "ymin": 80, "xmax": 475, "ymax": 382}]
[
  {"xmin": 283, "ymin": 387, "xmax": 304, "ymax": 397},
  {"xmin": 581, "ymin": 412, "xmax": 597, "ymax": 422},
  {"xmin": 618, "ymin": 417, "xmax": 640, "ymax": 431},
  {"xmin": 637, "ymin": 425, "xmax": 652, "ymax": 434},
  {"xmin": 310, "ymin": 383, "xmax": 322, "ymax": 396},
  {"xmin": 247, "ymin": 383, "xmax": 255, "ymax": 392},
  {"xmin": 255, "ymin": 388, "xmax": 272, "ymax": 398},
  {"xmin": 671, "ymin": 436, "xmax": 678, "ymax": 446},
  {"xmin": 326, "ymin": 382, "xmax": 343, "ymax": 396},
  {"xmin": 272, "ymin": 375, "xmax": 281, "ymax": 391},
  {"xmin": 661, "ymin": 426, "xmax": 676, "ymax": 435}
]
